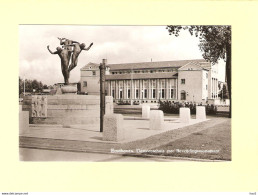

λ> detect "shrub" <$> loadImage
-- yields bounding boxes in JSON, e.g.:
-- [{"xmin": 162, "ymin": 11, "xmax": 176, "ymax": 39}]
[
  {"xmin": 158, "ymin": 100, "xmax": 217, "ymax": 115},
  {"xmin": 133, "ymin": 101, "xmax": 140, "ymax": 105},
  {"xmin": 117, "ymin": 100, "xmax": 131, "ymax": 105}
]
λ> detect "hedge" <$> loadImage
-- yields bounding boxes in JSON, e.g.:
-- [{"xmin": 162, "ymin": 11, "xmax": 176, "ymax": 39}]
[{"xmin": 158, "ymin": 100, "xmax": 217, "ymax": 115}]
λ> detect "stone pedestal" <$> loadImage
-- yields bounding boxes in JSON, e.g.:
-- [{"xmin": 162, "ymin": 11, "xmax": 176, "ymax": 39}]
[
  {"xmin": 142, "ymin": 104, "xmax": 150, "ymax": 119},
  {"xmin": 19, "ymin": 110, "xmax": 29, "ymax": 134},
  {"xmin": 149, "ymin": 110, "xmax": 164, "ymax": 130},
  {"xmin": 23, "ymin": 94, "xmax": 113, "ymax": 126},
  {"xmin": 61, "ymin": 85, "xmax": 77, "ymax": 94},
  {"xmin": 196, "ymin": 106, "xmax": 206, "ymax": 120},
  {"xmin": 103, "ymin": 114, "xmax": 124, "ymax": 142},
  {"xmin": 105, "ymin": 96, "xmax": 114, "ymax": 115},
  {"xmin": 180, "ymin": 107, "xmax": 191, "ymax": 123}
]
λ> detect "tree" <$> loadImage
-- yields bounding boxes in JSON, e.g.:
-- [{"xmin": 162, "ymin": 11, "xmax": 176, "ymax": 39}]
[
  {"xmin": 19, "ymin": 77, "xmax": 48, "ymax": 95},
  {"xmin": 218, "ymin": 83, "xmax": 229, "ymax": 99},
  {"xmin": 43, "ymin": 84, "xmax": 48, "ymax": 89},
  {"xmin": 166, "ymin": 25, "xmax": 231, "ymax": 118},
  {"xmin": 19, "ymin": 77, "xmax": 24, "ymax": 95}
]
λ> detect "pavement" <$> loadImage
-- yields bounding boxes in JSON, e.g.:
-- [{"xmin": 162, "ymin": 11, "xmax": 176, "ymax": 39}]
[
  {"xmin": 19, "ymin": 115, "xmax": 228, "ymax": 162},
  {"xmin": 20, "ymin": 116, "xmax": 208, "ymax": 144}
]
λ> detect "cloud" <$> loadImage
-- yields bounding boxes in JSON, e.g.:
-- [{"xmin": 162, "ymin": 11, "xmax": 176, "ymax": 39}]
[{"xmin": 19, "ymin": 25, "xmax": 225, "ymax": 85}]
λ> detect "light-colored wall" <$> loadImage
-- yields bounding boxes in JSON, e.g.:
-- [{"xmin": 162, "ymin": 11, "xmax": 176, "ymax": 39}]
[
  {"xmin": 178, "ymin": 70, "xmax": 206, "ymax": 103},
  {"xmin": 80, "ymin": 69, "xmax": 100, "ymax": 95}
]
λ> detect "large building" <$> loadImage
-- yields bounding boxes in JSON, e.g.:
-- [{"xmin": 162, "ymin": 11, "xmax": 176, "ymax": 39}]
[{"xmin": 80, "ymin": 59, "xmax": 220, "ymax": 103}]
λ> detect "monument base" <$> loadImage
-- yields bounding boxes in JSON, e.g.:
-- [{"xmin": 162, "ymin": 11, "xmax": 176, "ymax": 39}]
[
  {"xmin": 61, "ymin": 85, "xmax": 77, "ymax": 94},
  {"xmin": 22, "ymin": 95, "xmax": 113, "ymax": 126}
]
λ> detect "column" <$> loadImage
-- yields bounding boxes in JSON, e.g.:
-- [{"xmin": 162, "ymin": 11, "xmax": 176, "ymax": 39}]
[
  {"xmin": 216, "ymin": 79, "xmax": 219, "ymax": 98},
  {"xmin": 115, "ymin": 81, "xmax": 119, "ymax": 100},
  {"xmin": 107, "ymin": 81, "xmax": 110, "ymax": 96},
  {"xmin": 131, "ymin": 79, "xmax": 134, "ymax": 101},
  {"xmin": 212, "ymin": 78, "xmax": 214, "ymax": 99},
  {"xmin": 213, "ymin": 78, "xmax": 215, "ymax": 99},
  {"xmin": 214, "ymin": 78, "xmax": 216, "ymax": 99},
  {"xmin": 175, "ymin": 79, "xmax": 177, "ymax": 100},
  {"xmin": 123, "ymin": 80, "xmax": 126, "ymax": 100},
  {"xmin": 166, "ymin": 79, "xmax": 169, "ymax": 100},
  {"xmin": 139, "ymin": 79, "xmax": 142, "ymax": 99},
  {"xmin": 110, "ymin": 81, "xmax": 113, "ymax": 97},
  {"xmin": 156, "ymin": 79, "xmax": 159, "ymax": 100},
  {"xmin": 148, "ymin": 79, "xmax": 151, "ymax": 100}
]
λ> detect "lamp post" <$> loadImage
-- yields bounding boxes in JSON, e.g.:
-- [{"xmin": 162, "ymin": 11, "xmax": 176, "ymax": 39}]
[
  {"xmin": 24, "ymin": 76, "xmax": 25, "ymax": 95},
  {"xmin": 99, "ymin": 59, "xmax": 106, "ymax": 132}
]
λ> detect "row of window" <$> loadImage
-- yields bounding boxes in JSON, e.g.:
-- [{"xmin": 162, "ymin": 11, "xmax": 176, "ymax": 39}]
[
  {"xmin": 112, "ymin": 89, "xmax": 190, "ymax": 100},
  {"xmin": 112, "ymin": 88, "xmax": 175, "ymax": 99},
  {"xmin": 111, "ymin": 68, "xmax": 177, "ymax": 75}
]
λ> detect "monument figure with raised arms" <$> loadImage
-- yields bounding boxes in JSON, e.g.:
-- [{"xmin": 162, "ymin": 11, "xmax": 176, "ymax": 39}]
[{"xmin": 47, "ymin": 37, "xmax": 93, "ymax": 86}]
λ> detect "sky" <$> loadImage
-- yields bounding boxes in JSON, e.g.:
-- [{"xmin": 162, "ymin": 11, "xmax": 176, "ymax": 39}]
[{"xmin": 19, "ymin": 25, "xmax": 226, "ymax": 85}]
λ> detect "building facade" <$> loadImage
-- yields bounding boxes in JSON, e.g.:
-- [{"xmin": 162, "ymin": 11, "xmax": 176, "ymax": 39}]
[
  {"xmin": 80, "ymin": 63, "xmax": 100, "ymax": 95},
  {"xmin": 80, "ymin": 59, "xmax": 220, "ymax": 103}
]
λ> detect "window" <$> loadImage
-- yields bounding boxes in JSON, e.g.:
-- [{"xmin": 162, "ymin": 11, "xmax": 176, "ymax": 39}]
[
  {"xmin": 119, "ymin": 90, "xmax": 123, "ymax": 99},
  {"xmin": 83, "ymin": 81, "xmax": 87, "ymax": 87},
  {"xmin": 181, "ymin": 91, "xmax": 186, "ymax": 100},
  {"xmin": 206, "ymin": 73, "xmax": 208, "ymax": 78},
  {"xmin": 206, "ymin": 85, "xmax": 208, "ymax": 90},
  {"xmin": 170, "ymin": 89, "xmax": 174, "ymax": 99},
  {"xmin": 92, "ymin": 71, "xmax": 96, "ymax": 76},
  {"xmin": 153, "ymin": 89, "xmax": 156, "ymax": 99},
  {"xmin": 144, "ymin": 89, "xmax": 147, "ymax": 99},
  {"xmin": 161, "ymin": 89, "xmax": 165, "ymax": 99},
  {"xmin": 181, "ymin": 79, "xmax": 185, "ymax": 84},
  {"xmin": 112, "ymin": 90, "xmax": 115, "ymax": 98},
  {"xmin": 128, "ymin": 89, "xmax": 130, "ymax": 99},
  {"xmin": 136, "ymin": 89, "xmax": 139, "ymax": 99}
]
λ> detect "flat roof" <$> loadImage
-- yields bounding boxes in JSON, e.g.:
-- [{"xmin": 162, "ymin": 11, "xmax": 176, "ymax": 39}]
[
  {"xmin": 107, "ymin": 59, "xmax": 209, "ymax": 70},
  {"xmin": 81, "ymin": 59, "xmax": 211, "ymax": 72}
]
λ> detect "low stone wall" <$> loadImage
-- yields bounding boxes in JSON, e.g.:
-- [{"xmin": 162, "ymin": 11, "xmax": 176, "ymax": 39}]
[{"xmin": 21, "ymin": 95, "xmax": 113, "ymax": 125}]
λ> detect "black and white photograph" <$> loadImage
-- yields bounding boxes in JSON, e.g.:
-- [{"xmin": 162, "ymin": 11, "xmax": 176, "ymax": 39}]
[{"xmin": 19, "ymin": 25, "xmax": 231, "ymax": 162}]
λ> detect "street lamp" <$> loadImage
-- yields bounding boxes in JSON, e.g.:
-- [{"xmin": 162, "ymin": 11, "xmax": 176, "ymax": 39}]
[{"xmin": 24, "ymin": 75, "xmax": 25, "ymax": 95}]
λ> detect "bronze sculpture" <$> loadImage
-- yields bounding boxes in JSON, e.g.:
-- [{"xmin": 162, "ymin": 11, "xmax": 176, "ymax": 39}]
[{"xmin": 47, "ymin": 38, "xmax": 93, "ymax": 85}]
